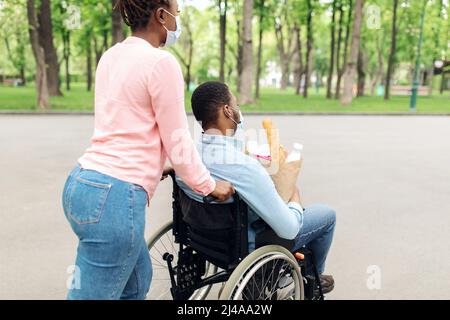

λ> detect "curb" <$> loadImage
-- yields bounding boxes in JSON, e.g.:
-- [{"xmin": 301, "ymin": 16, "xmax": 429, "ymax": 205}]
[{"xmin": 1, "ymin": 111, "xmax": 450, "ymax": 117}]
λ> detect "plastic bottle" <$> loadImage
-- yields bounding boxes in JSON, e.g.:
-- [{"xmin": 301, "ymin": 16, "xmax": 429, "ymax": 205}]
[{"xmin": 286, "ymin": 143, "xmax": 303, "ymax": 162}]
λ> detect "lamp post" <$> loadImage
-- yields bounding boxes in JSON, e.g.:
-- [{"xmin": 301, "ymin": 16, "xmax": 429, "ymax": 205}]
[{"xmin": 410, "ymin": 0, "xmax": 427, "ymax": 112}]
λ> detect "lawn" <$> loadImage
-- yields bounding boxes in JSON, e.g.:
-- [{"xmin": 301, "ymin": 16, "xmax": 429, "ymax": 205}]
[{"xmin": 0, "ymin": 83, "xmax": 449, "ymax": 113}]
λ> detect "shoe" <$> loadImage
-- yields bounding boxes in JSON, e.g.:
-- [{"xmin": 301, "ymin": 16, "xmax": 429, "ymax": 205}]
[{"xmin": 314, "ymin": 274, "xmax": 335, "ymax": 295}]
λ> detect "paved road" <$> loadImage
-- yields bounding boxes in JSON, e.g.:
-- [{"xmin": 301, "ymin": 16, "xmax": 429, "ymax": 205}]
[{"xmin": 1, "ymin": 114, "xmax": 449, "ymax": 300}]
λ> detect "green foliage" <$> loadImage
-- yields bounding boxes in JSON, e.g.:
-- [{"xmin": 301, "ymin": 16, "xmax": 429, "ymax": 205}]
[{"xmin": 0, "ymin": 0, "xmax": 448, "ymax": 110}]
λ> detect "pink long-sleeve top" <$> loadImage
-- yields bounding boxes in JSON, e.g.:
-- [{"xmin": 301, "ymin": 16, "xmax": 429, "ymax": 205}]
[{"xmin": 78, "ymin": 36, "xmax": 215, "ymax": 202}]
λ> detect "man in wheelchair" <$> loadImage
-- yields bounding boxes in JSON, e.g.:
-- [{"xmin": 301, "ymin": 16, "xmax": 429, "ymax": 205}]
[{"xmin": 175, "ymin": 81, "xmax": 337, "ymax": 296}]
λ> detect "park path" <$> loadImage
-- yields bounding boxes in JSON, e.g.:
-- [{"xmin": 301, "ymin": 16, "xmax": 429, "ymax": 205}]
[{"xmin": 1, "ymin": 114, "xmax": 449, "ymax": 299}]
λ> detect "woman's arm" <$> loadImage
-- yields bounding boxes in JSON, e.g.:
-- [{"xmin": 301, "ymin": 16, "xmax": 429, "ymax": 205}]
[{"xmin": 148, "ymin": 54, "xmax": 234, "ymax": 200}]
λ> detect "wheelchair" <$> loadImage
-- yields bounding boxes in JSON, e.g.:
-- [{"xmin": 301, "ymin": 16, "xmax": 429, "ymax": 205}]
[{"xmin": 147, "ymin": 172, "xmax": 324, "ymax": 300}]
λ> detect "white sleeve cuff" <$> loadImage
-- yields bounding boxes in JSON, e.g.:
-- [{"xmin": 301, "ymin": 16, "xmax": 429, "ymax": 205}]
[{"xmin": 287, "ymin": 201, "xmax": 304, "ymax": 215}]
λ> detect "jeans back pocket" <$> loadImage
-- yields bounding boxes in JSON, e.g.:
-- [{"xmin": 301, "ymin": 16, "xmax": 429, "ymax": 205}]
[{"xmin": 68, "ymin": 177, "xmax": 112, "ymax": 225}]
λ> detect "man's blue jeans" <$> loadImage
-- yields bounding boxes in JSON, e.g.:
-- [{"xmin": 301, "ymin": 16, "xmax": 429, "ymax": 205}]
[
  {"xmin": 293, "ymin": 204, "xmax": 336, "ymax": 274},
  {"xmin": 62, "ymin": 164, "xmax": 152, "ymax": 300}
]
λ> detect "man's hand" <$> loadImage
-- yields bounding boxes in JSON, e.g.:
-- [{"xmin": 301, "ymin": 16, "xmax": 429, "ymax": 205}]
[
  {"xmin": 289, "ymin": 187, "xmax": 303, "ymax": 207},
  {"xmin": 161, "ymin": 166, "xmax": 174, "ymax": 181},
  {"xmin": 210, "ymin": 180, "xmax": 235, "ymax": 201}
]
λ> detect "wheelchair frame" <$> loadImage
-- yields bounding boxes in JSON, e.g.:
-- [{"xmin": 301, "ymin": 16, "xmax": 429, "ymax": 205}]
[{"xmin": 154, "ymin": 172, "xmax": 324, "ymax": 300}]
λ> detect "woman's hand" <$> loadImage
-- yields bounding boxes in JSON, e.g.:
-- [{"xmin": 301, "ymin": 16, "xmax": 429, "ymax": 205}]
[{"xmin": 210, "ymin": 180, "xmax": 235, "ymax": 201}]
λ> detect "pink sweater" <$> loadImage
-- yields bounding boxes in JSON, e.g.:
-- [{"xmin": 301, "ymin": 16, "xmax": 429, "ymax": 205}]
[{"xmin": 78, "ymin": 36, "xmax": 215, "ymax": 201}]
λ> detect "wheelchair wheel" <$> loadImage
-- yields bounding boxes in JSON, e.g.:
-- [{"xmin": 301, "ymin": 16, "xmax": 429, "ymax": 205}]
[
  {"xmin": 219, "ymin": 245, "xmax": 304, "ymax": 300},
  {"xmin": 147, "ymin": 221, "xmax": 217, "ymax": 300}
]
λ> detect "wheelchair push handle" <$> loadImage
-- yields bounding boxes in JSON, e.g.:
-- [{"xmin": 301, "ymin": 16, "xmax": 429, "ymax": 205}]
[
  {"xmin": 203, "ymin": 195, "xmax": 217, "ymax": 204},
  {"xmin": 203, "ymin": 193, "xmax": 241, "ymax": 204}
]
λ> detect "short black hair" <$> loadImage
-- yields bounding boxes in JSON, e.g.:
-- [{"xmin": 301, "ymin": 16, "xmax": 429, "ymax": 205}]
[{"xmin": 191, "ymin": 81, "xmax": 231, "ymax": 127}]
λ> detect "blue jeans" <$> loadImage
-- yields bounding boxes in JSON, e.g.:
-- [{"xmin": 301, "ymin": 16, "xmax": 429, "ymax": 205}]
[
  {"xmin": 62, "ymin": 164, "xmax": 152, "ymax": 300},
  {"xmin": 293, "ymin": 204, "xmax": 336, "ymax": 274}
]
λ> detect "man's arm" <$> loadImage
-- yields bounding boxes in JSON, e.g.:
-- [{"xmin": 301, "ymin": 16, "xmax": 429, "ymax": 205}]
[{"xmin": 212, "ymin": 160, "xmax": 303, "ymax": 240}]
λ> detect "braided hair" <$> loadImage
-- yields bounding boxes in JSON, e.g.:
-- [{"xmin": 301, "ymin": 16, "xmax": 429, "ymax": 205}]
[{"xmin": 115, "ymin": 0, "xmax": 171, "ymax": 31}]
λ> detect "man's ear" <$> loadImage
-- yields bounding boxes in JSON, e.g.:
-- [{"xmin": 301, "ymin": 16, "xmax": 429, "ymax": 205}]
[{"xmin": 223, "ymin": 105, "xmax": 233, "ymax": 119}]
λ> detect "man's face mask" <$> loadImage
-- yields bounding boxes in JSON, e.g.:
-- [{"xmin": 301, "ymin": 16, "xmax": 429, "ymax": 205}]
[
  {"xmin": 227, "ymin": 105, "xmax": 245, "ymax": 134},
  {"xmin": 161, "ymin": 9, "xmax": 182, "ymax": 48}
]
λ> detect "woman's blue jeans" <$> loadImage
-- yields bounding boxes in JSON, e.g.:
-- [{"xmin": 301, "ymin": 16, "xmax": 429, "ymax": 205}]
[{"xmin": 62, "ymin": 164, "xmax": 151, "ymax": 300}]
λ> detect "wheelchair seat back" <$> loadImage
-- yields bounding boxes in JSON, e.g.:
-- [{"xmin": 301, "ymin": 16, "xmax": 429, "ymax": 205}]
[{"xmin": 173, "ymin": 188, "xmax": 249, "ymax": 270}]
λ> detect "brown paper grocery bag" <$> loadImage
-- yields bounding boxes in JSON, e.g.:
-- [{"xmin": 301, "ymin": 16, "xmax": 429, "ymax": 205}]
[
  {"xmin": 261, "ymin": 118, "xmax": 302, "ymax": 202},
  {"xmin": 270, "ymin": 158, "xmax": 302, "ymax": 203}
]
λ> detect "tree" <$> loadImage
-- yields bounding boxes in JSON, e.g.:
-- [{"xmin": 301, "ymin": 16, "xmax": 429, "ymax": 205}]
[
  {"xmin": 219, "ymin": 0, "xmax": 228, "ymax": 82},
  {"xmin": 273, "ymin": 0, "xmax": 296, "ymax": 91},
  {"xmin": 384, "ymin": 0, "xmax": 399, "ymax": 100},
  {"xmin": 440, "ymin": 4, "xmax": 449, "ymax": 94},
  {"xmin": 326, "ymin": 0, "xmax": 337, "ymax": 99},
  {"xmin": 303, "ymin": 0, "xmax": 313, "ymax": 98},
  {"xmin": 255, "ymin": 0, "xmax": 268, "ymax": 99},
  {"xmin": 357, "ymin": 46, "xmax": 367, "ymax": 96},
  {"xmin": 37, "ymin": 0, "xmax": 62, "ymax": 96},
  {"xmin": 111, "ymin": 0, "xmax": 124, "ymax": 45},
  {"xmin": 340, "ymin": 0, "xmax": 364, "ymax": 106},
  {"xmin": 239, "ymin": 0, "xmax": 254, "ymax": 104},
  {"xmin": 335, "ymin": 0, "xmax": 352, "ymax": 99},
  {"xmin": 2, "ymin": 6, "xmax": 28, "ymax": 86},
  {"xmin": 171, "ymin": 5, "xmax": 194, "ymax": 90},
  {"xmin": 368, "ymin": 30, "xmax": 385, "ymax": 96},
  {"xmin": 27, "ymin": 0, "xmax": 49, "ymax": 109},
  {"xmin": 292, "ymin": 22, "xmax": 304, "ymax": 95},
  {"xmin": 55, "ymin": 1, "xmax": 72, "ymax": 91},
  {"xmin": 228, "ymin": 0, "xmax": 244, "ymax": 92}
]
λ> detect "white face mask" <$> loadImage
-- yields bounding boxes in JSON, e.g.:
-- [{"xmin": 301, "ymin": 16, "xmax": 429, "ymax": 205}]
[
  {"xmin": 161, "ymin": 9, "xmax": 182, "ymax": 48},
  {"xmin": 227, "ymin": 107, "xmax": 245, "ymax": 135}
]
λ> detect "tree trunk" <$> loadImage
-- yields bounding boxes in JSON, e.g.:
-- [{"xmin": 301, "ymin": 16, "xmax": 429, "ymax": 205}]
[
  {"xmin": 4, "ymin": 36, "xmax": 27, "ymax": 85},
  {"xmin": 63, "ymin": 31, "xmax": 71, "ymax": 91},
  {"xmin": 427, "ymin": 65, "xmax": 434, "ymax": 96},
  {"xmin": 20, "ymin": 67, "xmax": 26, "ymax": 85},
  {"xmin": 370, "ymin": 35, "xmax": 384, "ymax": 96},
  {"xmin": 94, "ymin": 38, "xmax": 102, "ymax": 66},
  {"xmin": 186, "ymin": 33, "xmax": 194, "ymax": 90},
  {"xmin": 87, "ymin": 38, "xmax": 93, "ymax": 92},
  {"xmin": 219, "ymin": 0, "xmax": 228, "ymax": 83},
  {"xmin": 336, "ymin": 0, "xmax": 352, "ymax": 99},
  {"xmin": 255, "ymin": 0, "xmax": 264, "ymax": 99},
  {"xmin": 341, "ymin": 0, "xmax": 364, "ymax": 106},
  {"xmin": 293, "ymin": 24, "xmax": 303, "ymax": 95},
  {"xmin": 357, "ymin": 47, "xmax": 366, "ymax": 96},
  {"xmin": 103, "ymin": 30, "xmax": 109, "ymax": 51},
  {"xmin": 111, "ymin": 0, "xmax": 125, "ymax": 45},
  {"xmin": 303, "ymin": 0, "xmax": 313, "ymax": 98},
  {"xmin": 280, "ymin": 61, "xmax": 290, "ymax": 90},
  {"xmin": 37, "ymin": 0, "xmax": 62, "ymax": 96},
  {"xmin": 274, "ymin": 22, "xmax": 290, "ymax": 91},
  {"xmin": 239, "ymin": 0, "xmax": 254, "ymax": 104},
  {"xmin": 326, "ymin": 0, "xmax": 337, "ymax": 99},
  {"xmin": 440, "ymin": 71, "xmax": 446, "ymax": 94},
  {"xmin": 27, "ymin": 0, "xmax": 49, "ymax": 109},
  {"xmin": 384, "ymin": 0, "xmax": 399, "ymax": 100},
  {"xmin": 236, "ymin": 20, "xmax": 243, "ymax": 93}
]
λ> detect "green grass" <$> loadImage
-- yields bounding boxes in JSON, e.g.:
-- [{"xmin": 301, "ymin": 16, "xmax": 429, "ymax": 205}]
[
  {"xmin": 237, "ymin": 87, "xmax": 450, "ymax": 114},
  {"xmin": 0, "ymin": 83, "xmax": 449, "ymax": 113},
  {"xmin": 0, "ymin": 82, "xmax": 94, "ymax": 111}
]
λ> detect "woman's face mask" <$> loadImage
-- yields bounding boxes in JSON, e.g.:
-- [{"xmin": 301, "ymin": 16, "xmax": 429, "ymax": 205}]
[{"xmin": 161, "ymin": 9, "xmax": 182, "ymax": 48}]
